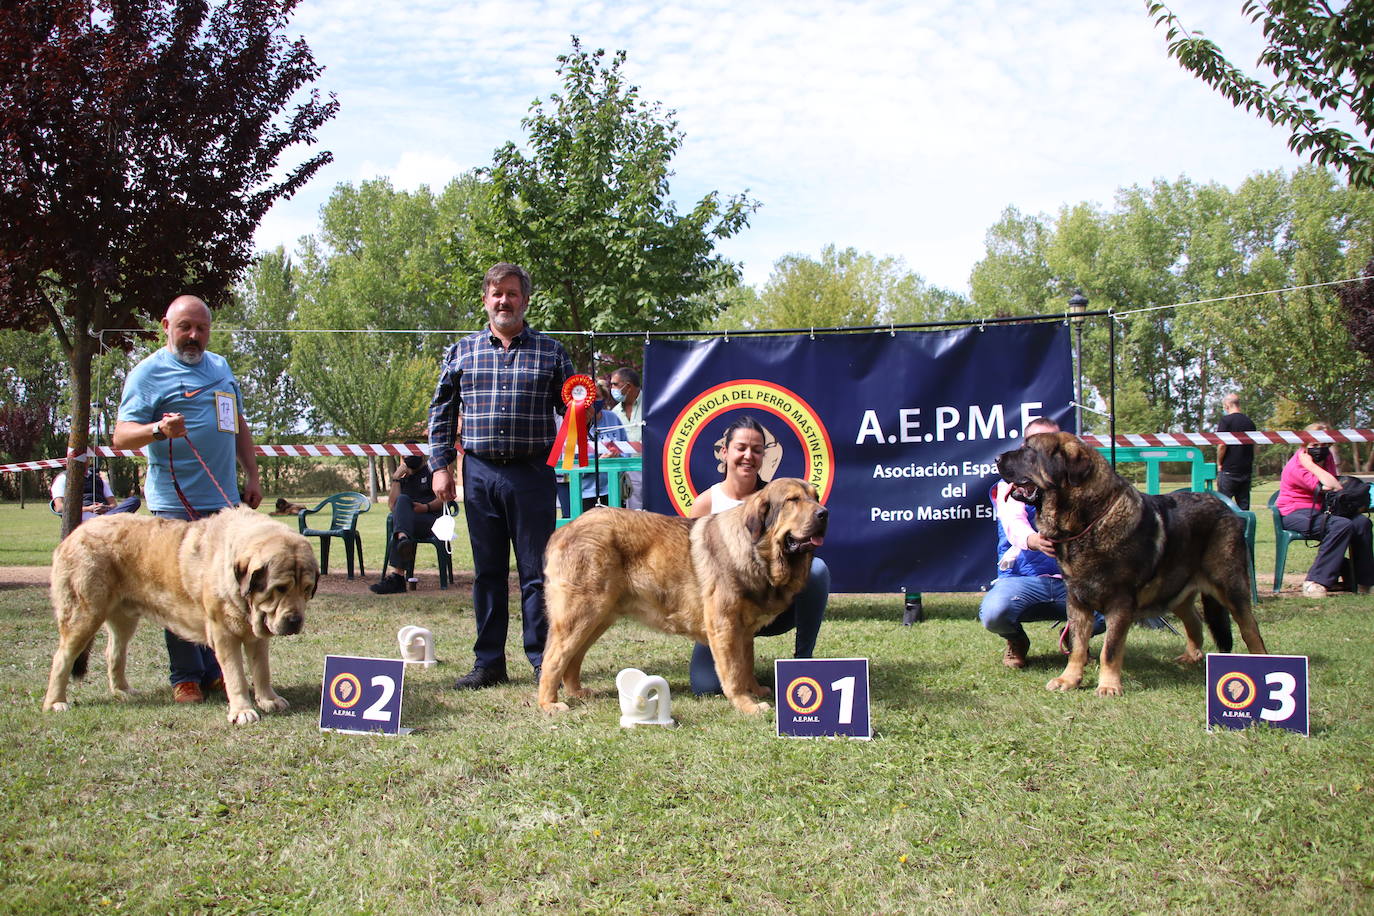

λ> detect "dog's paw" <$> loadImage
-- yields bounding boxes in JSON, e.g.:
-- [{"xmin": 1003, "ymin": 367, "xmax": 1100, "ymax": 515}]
[
  {"xmin": 256, "ymin": 693, "xmax": 289, "ymax": 713},
  {"xmin": 540, "ymin": 701, "xmax": 571, "ymax": 714},
  {"xmin": 1174, "ymin": 650, "xmax": 1204, "ymax": 665},
  {"xmin": 112, "ymin": 688, "xmax": 135, "ymax": 702},
  {"xmin": 1094, "ymin": 682, "xmax": 1124, "ymax": 697},
  {"xmin": 731, "ymin": 698, "xmax": 771, "ymax": 715},
  {"xmin": 46, "ymin": 701, "xmax": 69, "ymax": 712},
  {"xmin": 228, "ymin": 707, "xmax": 262, "ymax": 725},
  {"xmin": 747, "ymin": 684, "xmax": 773, "ymax": 699},
  {"xmin": 1046, "ymin": 676, "xmax": 1082, "ymax": 692},
  {"xmin": 566, "ymin": 687, "xmax": 592, "ymax": 699}
]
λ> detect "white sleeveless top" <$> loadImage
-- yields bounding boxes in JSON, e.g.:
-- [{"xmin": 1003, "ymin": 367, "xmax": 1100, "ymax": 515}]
[{"xmin": 706, "ymin": 481, "xmax": 744, "ymax": 515}]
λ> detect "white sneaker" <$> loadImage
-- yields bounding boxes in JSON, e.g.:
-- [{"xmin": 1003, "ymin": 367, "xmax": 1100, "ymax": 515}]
[{"xmin": 1301, "ymin": 581, "xmax": 1327, "ymax": 598}]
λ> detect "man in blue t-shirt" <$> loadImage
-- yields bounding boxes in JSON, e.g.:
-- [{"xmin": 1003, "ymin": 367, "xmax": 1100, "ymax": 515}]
[{"xmin": 113, "ymin": 295, "xmax": 262, "ymax": 704}]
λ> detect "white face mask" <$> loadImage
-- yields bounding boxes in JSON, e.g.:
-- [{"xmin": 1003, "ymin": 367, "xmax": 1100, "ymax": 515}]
[
  {"xmin": 611, "ymin": 387, "xmax": 625, "ymax": 403},
  {"xmin": 430, "ymin": 503, "xmax": 458, "ymax": 551}
]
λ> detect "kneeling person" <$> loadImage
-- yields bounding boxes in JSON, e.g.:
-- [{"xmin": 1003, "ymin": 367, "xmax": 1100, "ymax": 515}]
[{"xmin": 980, "ymin": 417, "xmax": 1103, "ymax": 667}]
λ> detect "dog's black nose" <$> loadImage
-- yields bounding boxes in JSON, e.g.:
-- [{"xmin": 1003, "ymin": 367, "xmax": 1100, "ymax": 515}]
[{"xmin": 282, "ymin": 613, "xmax": 304, "ymax": 635}]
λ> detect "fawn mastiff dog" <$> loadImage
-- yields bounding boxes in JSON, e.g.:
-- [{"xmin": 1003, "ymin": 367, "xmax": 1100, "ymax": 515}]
[
  {"xmin": 997, "ymin": 432, "xmax": 1267, "ymax": 696},
  {"xmin": 539, "ymin": 478, "xmax": 829, "ymax": 714},
  {"xmin": 43, "ymin": 507, "xmax": 318, "ymax": 724}
]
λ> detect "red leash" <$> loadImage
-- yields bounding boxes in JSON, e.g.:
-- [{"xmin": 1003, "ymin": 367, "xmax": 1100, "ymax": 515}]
[
  {"xmin": 167, "ymin": 433, "xmax": 236, "ymax": 520},
  {"xmin": 1041, "ymin": 492, "xmax": 1126, "ymax": 547}
]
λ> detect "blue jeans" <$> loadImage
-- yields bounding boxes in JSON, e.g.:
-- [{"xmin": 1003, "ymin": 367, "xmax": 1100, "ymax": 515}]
[
  {"xmin": 153, "ymin": 507, "xmax": 223, "ymax": 686},
  {"xmin": 1281, "ymin": 509, "xmax": 1374, "ymax": 589},
  {"xmin": 690, "ymin": 557, "xmax": 830, "ymax": 695},
  {"xmin": 979, "ymin": 575, "xmax": 1105, "ymax": 641},
  {"xmin": 463, "ymin": 455, "xmax": 556, "ymax": 671}
]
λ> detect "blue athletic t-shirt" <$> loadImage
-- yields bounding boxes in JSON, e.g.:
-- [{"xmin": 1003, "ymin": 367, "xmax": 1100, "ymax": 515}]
[{"xmin": 118, "ymin": 348, "xmax": 244, "ymax": 513}]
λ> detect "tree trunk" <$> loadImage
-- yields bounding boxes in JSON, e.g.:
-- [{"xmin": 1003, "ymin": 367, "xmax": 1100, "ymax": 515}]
[
  {"xmin": 61, "ymin": 335, "xmax": 96, "ymax": 540},
  {"xmin": 367, "ymin": 455, "xmax": 378, "ymax": 502}
]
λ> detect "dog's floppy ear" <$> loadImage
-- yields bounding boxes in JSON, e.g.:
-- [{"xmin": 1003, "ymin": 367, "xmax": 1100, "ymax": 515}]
[
  {"xmin": 1060, "ymin": 438, "xmax": 1099, "ymax": 488},
  {"xmin": 237, "ymin": 559, "xmax": 268, "ymax": 597},
  {"xmin": 742, "ymin": 488, "xmax": 772, "ymax": 542}
]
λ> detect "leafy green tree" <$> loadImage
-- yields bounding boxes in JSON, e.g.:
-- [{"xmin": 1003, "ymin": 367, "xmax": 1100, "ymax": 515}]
[
  {"xmin": 222, "ymin": 247, "xmax": 312, "ymax": 489},
  {"xmin": 0, "ymin": 0, "xmax": 336, "ymax": 534},
  {"xmin": 1339, "ymin": 255, "xmax": 1374, "ymax": 361},
  {"xmin": 451, "ymin": 38, "xmax": 758, "ymax": 367},
  {"xmin": 968, "ymin": 167, "xmax": 1374, "ymax": 434},
  {"xmin": 721, "ymin": 245, "xmax": 966, "ymax": 330},
  {"xmin": 284, "ymin": 177, "xmax": 486, "ymax": 494},
  {"xmin": 310, "ymin": 176, "xmax": 487, "ymax": 334},
  {"xmin": 1148, "ymin": 1, "xmax": 1374, "ymax": 186}
]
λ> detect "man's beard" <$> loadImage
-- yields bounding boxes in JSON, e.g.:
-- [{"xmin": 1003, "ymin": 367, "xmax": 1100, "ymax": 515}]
[{"xmin": 173, "ymin": 344, "xmax": 204, "ymax": 365}]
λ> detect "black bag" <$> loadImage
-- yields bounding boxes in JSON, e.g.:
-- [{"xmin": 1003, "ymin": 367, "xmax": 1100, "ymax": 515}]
[{"xmin": 1324, "ymin": 475, "xmax": 1372, "ymax": 518}]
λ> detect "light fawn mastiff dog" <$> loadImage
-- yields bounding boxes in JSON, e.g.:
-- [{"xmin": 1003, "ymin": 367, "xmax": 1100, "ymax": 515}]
[
  {"xmin": 539, "ymin": 478, "xmax": 829, "ymax": 714},
  {"xmin": 997, "ymin": 432, "xmax": 1267, "ymax": 696},
  {"xmin": 44, "ymin": 507, "xmax": 318, "ymax": 724}
]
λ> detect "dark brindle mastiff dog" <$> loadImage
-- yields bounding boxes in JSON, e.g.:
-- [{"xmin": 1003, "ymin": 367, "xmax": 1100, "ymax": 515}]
[
  {"xmin": 997, "ymin": 432, "xmax": 1267, "ymax": 696},
  {"xmin": 539, "ymin": 478, "xmax": 828, "ymax": 715}
]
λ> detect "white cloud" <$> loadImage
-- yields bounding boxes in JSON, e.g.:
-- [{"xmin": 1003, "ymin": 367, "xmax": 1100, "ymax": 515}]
[{"xmin": 257, "ymin": 0, "xmax": 1311, "ymax": 292}]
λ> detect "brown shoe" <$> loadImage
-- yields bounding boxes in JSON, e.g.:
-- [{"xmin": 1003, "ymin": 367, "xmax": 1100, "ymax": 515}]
[
  {"xmin": 1003, "ymin": 633, "xmax": 1031, "ymax": 669},
  {"xmin": 203, "ymin": 677, "xmax": 225, "ymax": 694},
  {"xmin": 173, "ymin": 681, "xmax": 204, "ymax": 704}
]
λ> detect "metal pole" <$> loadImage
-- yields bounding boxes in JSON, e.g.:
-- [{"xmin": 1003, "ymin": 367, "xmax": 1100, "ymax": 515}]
[
  {"xmin": 1108, "ymin": 312, "xmax": 1117, "ymax": 467},
  {"xmin": 1068, "ymin": 290, "xmax": 1088, "ymax": 434}
]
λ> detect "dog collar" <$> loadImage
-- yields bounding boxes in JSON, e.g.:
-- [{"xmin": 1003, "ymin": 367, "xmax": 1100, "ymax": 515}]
[{"xmin": 1042, "ymin": 492, "xmax": 1126, "ymax": 547}]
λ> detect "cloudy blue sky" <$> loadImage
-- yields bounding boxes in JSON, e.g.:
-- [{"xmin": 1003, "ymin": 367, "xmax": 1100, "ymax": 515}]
[{"xmin": 255, "ymin": 0, "xmax": 1310, "ymax": 294}]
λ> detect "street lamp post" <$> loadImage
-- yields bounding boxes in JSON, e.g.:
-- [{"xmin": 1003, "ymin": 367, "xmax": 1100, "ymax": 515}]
[{"xmin": 1068, "ymin": 290, "xmax": 1088, "ymax": 433}]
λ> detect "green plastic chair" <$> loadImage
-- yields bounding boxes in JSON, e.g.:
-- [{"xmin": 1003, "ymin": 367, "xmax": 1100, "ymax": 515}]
[
  {"xmin": 1267, "ymin": 491, "xmax": 1300, "ymax": 594},
  {"xmin": 298, "ymin": 492, "xmax": 371, "ymax": 579},
  {"xmin": 1213, "ymin": 492, "xmax": 1260, "ymax": 604}
]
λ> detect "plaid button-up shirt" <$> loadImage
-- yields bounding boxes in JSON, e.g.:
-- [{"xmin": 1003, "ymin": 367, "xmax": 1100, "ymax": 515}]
[{"xmin": 427, "ymin": 324, "xmax": 573, "ymax": 470}]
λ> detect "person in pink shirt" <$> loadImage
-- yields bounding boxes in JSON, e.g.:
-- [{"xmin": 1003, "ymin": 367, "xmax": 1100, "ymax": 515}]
[{"xmin": 1276, "ymin": 422, "xmax": 1373, "ymax": 598}]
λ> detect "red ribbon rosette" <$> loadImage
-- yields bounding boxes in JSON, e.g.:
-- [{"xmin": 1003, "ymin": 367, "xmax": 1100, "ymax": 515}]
[{"xmin": 547, "ymin": 374, "xmax": 595, "ymax": 469}]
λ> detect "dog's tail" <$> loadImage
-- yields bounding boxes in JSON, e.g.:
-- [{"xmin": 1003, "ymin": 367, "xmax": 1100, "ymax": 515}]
[
  {"xmin": 70, "ymin": 637, "xmax": 96, "ymax": 680},
  {"xmin": 1202, "ymin": 595, "xmax": 1233, "ymax": 653}
]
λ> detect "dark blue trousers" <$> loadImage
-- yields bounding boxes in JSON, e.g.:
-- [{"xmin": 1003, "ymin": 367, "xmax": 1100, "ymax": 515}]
[
  {"xmin": 462, "ymin": 455, "xmax": 556, "ymax": 671},
  {"xmin": 1281, "ymin": 509, "xmax": 1374, "ymax": 589},
  {"xmin": 391, "ymin": 494, "xmax": 438, "ymax": 540},
  {"xmin": 153, "ymin": 507, "xmax": 223, "ymax": 686}
]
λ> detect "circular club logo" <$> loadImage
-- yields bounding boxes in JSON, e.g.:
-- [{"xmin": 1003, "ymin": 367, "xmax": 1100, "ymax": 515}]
[
  {"xmin": 785, "ymin": 676, "xmax": 825, "ymax": 715},
  {"xmin": 1215, "ymin": 671, "xmax": 1258, "ymax": 710},
  {"xmin": 329, "ymin": 672, "xmax": 363, "ymax": 708},
  {"xmin": 662, "ymin": 379, "xmax": 835, "ymax": 516}
]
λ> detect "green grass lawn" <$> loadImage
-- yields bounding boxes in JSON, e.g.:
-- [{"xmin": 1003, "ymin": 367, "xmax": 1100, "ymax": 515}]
[{"xmin": 1, "ymin": 484, "xmax": 1370, "ymax": 913}]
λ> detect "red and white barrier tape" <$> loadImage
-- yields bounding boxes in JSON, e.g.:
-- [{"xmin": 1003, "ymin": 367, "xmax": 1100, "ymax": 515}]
[
  {"xmin": 1080, "ymin": 429, "xmax": 1374, "ymax": 449},
  {"xmin": 0, "ymin": 442, "xmax": 429, "ymax": 474},
  {"xmin": 3, "ymin": 431, "xmax": 1371, "ymax": 475}
]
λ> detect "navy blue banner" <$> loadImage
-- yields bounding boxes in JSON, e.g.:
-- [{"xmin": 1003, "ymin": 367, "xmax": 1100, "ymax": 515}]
[{"xmin": 643, "ymin": 325, "xmax": 1074, "ymax": 592}]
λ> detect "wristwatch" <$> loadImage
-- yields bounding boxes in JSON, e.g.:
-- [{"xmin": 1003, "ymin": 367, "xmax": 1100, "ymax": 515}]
[{"xmin": 151, "ymin": 420, "xmax": 167, "ymax": 441}]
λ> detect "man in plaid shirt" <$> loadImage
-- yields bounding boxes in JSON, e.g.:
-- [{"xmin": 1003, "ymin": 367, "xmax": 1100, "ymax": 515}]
[{"xmin": 429, "ymin": 263, "xmax": 574, "ymax": 690}]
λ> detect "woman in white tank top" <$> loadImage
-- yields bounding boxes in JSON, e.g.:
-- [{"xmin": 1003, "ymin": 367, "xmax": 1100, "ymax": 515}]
[{"xmin": 686, "ymin": 415, "xmax": 830, "ymax": 695}]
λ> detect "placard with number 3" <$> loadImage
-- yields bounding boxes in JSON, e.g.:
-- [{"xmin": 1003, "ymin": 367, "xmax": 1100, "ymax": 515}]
[{"xmin": 1206, "ymin": 653, "xmax": 1308, "ymax": 736}]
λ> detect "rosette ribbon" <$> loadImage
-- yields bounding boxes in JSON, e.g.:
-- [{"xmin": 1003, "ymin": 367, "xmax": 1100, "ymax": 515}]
[{"xmin": 547, "ymin": 374, "xmax": 594, "ymax": 469}]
